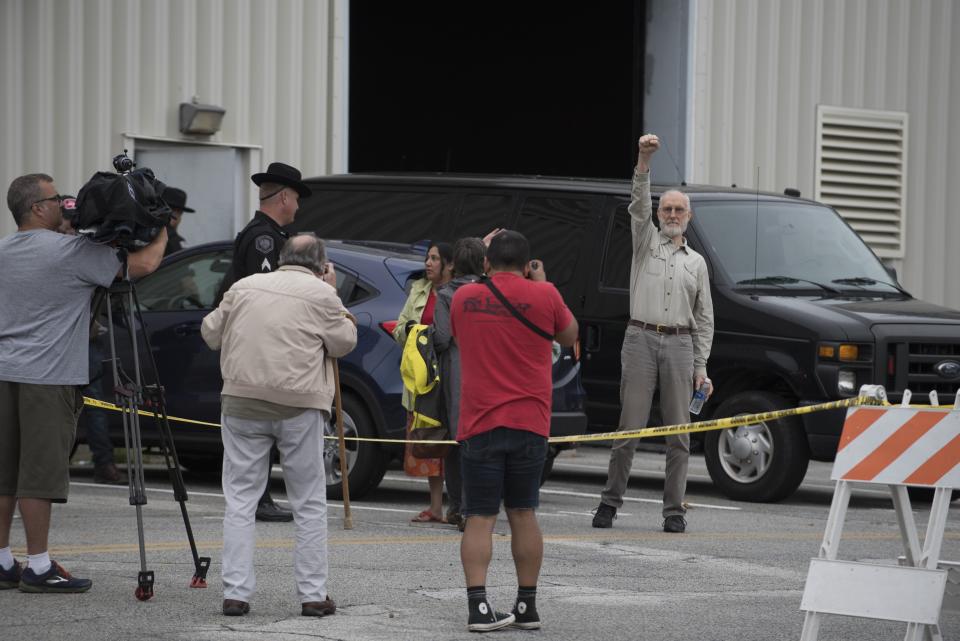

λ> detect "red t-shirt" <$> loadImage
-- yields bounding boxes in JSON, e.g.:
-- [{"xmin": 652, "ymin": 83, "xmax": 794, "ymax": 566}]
[
  {"xmin": 420, "ymin": 288, "xmax": 437, "ymax": 326},
  {"xmin": 451, "ymin": 272, "xmax": 574, "ymax": 441}
]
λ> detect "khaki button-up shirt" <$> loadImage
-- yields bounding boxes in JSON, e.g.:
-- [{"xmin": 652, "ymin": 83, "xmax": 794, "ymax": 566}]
[{"xmin": 629, "ymin": 171, "xmax": 715, "ymax": 376}]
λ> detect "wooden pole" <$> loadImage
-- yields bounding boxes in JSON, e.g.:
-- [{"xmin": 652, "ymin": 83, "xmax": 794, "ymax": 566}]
[{"xmin": 332, "ymin": 360, "xmax": 353, "ymax": 530}]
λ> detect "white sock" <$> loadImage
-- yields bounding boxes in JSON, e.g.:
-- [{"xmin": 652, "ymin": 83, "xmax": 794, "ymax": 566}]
[
  {"xmin": 0, "ymin": 546, "xmax": 13, "ymax": 570},
  {"xmin": 27, "ymin": 551, "xmax": 51, "ymax": 575}
]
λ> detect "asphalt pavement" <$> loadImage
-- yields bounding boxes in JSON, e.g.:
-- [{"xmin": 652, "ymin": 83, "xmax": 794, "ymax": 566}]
[{"xmin": 3, "ymin": 446, "xmax": 958, "ymax": 641}]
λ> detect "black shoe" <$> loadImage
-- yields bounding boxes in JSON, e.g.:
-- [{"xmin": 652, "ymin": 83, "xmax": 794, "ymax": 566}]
[
  {"xmin": 19, "ymin": 560, "xmax": 92, "ymax": 593},
  {"xmin": 467, "ymin": 600, "xmax": 515, "ymax": 632},
  {"xmin": 302, "ymin": 596, "xmax": 336, "ymax": 617},
  {"xmin": 222, "ymin": 599, "xmax": 250, "ymax": 616},
  {"xmin": 511, "ymin": 598, "xmax": 541, "ymax": 630},
  {"xmin": 591, "ymin": 503, "xmax": 617, "ymax": 528},
  {"xmin": 93, "ymin": 463, "xmax": 127, "ymax": 485},
  {"xmin": 256, "ymin": 498, "xmax": 293, "ymax": 522},
  {"xmin": 663, "ymin": 514, "xmax": 687, "ymax": 533},
  {"xmin": 0, "ymin": 560, "xmax": 22, "ymax": 590},
  {"xmin": 446, "ymin": 510, "xmax": 464, "ymax": 529}
]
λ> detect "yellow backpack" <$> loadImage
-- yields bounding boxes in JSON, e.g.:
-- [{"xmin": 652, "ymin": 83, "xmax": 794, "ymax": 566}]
[{"xmin": 400, "ymin": 324, "xmax": 449, "ymax": 458}]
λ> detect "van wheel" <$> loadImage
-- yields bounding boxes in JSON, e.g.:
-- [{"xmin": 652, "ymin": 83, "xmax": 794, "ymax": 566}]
[
  {"xmin": 325, "ymin": 393, "xmax": 387, "ymax": 500},
  {"xmin": 704, "ymin": 391, "xmax": 809, "ymax": 502}
]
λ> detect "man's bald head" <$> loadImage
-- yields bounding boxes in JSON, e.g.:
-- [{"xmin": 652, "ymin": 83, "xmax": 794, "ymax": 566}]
[{"xmin": 279, "ymin": 233, "xmax": 327, "ymax": 274}]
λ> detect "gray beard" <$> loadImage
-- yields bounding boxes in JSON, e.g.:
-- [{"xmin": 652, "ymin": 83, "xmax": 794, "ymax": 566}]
[{"xmin": 662, "ymin": 222, "xmax": 687, "ymax": 238}]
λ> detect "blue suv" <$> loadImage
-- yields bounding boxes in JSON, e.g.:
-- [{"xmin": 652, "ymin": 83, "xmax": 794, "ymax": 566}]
[{"xmin": 99, "ymin": 239, "xmax": 587, "ymax": 498}]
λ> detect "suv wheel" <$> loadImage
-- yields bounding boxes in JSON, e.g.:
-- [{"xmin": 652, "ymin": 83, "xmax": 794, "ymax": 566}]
[
  {"xmin": 704, "ymin": 391, "xmax": 809, "ymax": 502},
  {"xmin": 325, "ymin": 393, "xmax": 387, "ymax": 500}
]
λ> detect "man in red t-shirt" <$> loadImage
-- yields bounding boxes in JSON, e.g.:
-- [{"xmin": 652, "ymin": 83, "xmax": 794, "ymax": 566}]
[{"xmin": 450, "ymin": 230, "xmax": 578, "ymax": 632}]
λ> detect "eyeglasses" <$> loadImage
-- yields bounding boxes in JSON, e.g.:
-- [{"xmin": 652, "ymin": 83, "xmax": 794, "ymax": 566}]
[
  {"xmin": 660, "ymin": 206, "xmax": 688, "ymax": 214},
  {"xmin": 32, "ymin": 194, "xmax": 63, "ymax": 207}
]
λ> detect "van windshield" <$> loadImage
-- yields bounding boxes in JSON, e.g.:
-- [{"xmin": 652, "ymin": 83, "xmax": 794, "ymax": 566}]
[{"xmin": 693, "ymin": 201, "xmax": 896, "ymax": 292}]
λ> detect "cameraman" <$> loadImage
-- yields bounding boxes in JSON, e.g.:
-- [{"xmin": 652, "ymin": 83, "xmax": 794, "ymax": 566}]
[{"xmin": 0, "ymin": 173, "xmax": 166, "ymax": 593}]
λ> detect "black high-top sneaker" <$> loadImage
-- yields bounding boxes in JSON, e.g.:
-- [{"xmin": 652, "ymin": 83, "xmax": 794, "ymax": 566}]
[
  {"xmin": 467, "ymin": 598, "xmax": 515, "ymax": 632},
  {"xmin": 511, "ymin": 596, "xmax": 541, "ymax": 630}
]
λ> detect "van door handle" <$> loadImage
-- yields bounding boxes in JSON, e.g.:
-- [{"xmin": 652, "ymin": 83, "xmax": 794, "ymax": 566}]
[
  {"xmin": 174, "ymin": 321, "xmax": 202, "ymax": 337},
  {"xmin": 585, "ymin": 324, "xmax": 601, "ymax": 353}
]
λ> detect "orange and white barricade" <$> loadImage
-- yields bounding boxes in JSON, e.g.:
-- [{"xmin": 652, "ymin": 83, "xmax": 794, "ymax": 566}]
[{"xmin": 800, "ymin": 387, "xmax": 960, "ymax": 641}]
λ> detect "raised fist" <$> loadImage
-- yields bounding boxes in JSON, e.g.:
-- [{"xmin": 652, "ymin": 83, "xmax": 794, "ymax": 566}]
[{"xmin": 638, "ymin": 134, "xmax": 660, "ymax": 160}]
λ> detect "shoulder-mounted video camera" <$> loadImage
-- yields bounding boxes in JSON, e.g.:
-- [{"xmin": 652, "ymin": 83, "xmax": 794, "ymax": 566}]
[{"xmin": 73, "ymin": 150, "xmax": 172, "ymax": 248}]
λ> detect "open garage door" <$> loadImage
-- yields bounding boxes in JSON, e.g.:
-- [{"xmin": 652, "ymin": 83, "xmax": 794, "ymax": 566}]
[{"xmin": 349, "ymin": 2, "xmax": 645, "ymax": 178}]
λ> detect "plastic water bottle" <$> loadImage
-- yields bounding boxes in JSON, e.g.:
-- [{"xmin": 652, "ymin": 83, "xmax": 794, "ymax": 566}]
[{"xmin": 689, "ymin": 378, "xmax": 711, "ymax": 415}]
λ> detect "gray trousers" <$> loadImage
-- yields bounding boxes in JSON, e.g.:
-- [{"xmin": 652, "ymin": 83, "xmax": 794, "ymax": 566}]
[{"xmin": 601, "ymin": 325, "xmax": 694, "ymax": 517}]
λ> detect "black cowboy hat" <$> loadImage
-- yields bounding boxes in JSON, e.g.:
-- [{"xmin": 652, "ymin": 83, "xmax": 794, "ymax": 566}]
[
  {"xmin": 161, "ymin": 187, "xmax": 195, "ymax": 212},
  {"xmin": 251, "ymin": 162, "xmax": 312, "ymax": 198}
]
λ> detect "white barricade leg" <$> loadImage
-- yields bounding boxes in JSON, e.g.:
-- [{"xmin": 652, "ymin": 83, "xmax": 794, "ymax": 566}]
[
  {"xmin": 891, "ymin": 485, "xmax": 922, "ymax": 566},
  {"xmin": 800, "ymin": 480, "xmax": 852, "ymax": 641},
  {"xmin": 904, "ymin": 488, "xmax": 953, "ymax": 641}
]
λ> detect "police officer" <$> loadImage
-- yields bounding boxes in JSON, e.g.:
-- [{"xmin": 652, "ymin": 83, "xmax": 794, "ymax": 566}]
[
  {"xmin": 227, "ymin": 162, "xmax": 312, "ymax": 522},
  {"xmin": 161, "ymin": 187, "xmax": 195, "ymax": 256}
]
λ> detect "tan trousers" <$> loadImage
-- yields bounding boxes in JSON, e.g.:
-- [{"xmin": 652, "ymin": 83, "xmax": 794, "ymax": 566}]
[{"xmin": 600, "ymin": 325, "xmax": 694, "ymax": 517}]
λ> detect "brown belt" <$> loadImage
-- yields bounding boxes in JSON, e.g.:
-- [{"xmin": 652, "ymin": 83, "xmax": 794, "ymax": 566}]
[{"xmin": 628, "ymin": 320, "xmax": 691, "ymax": 335}]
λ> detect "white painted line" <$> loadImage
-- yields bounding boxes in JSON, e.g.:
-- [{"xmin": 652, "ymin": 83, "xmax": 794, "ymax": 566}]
[
  {"xmin": 70, "ymin": 481, "xmax": 423, "ymax": 515},
  {"xmin": 382, "ymin": 471, "xmax": 740, "ymax": 511},
  {"xmin": 541, "ymin": 487, "xmax": 740, "ymax": 511}
]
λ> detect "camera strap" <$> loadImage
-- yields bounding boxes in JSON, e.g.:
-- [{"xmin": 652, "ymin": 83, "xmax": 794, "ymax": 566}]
[{"xmin": 482, "ymin": 278, "xmax": 554, "ymax": 342}]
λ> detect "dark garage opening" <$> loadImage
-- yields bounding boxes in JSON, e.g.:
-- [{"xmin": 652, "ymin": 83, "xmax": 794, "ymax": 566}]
[{"xmin": 349, "ymin": 2, "xmax": 644, "ymax": 178}]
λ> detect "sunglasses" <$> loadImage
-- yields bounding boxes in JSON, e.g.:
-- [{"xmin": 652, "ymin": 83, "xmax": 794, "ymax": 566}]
[{"xmin": 33, "ymin": 194, "xmax": 63, "ymax": 207}]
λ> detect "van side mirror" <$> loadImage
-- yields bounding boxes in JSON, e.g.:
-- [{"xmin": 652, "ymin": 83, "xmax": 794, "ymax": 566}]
[{"xmin": 884, "ymin": 263, "xmax": 898, "ymax": 283}]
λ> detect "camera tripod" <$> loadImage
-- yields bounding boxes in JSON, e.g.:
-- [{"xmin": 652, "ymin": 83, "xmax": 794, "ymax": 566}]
[{"xmin": 92, "ymin": 260, "xmax": 210, "ymax": 601}]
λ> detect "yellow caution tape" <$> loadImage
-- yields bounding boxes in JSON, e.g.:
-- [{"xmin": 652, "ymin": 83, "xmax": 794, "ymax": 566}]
[
  {"xmin": 83, "ymin": 397, "xmax": 222, "ymax": 428},
  {"xmin": 83, "ymin": 393, "xmax": 915, "ymax": 446}
]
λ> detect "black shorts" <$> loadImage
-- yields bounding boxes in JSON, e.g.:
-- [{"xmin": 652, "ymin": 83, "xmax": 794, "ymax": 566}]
[{"xmin": 460, "ymin": 427, "xmax": 548, "ymax": 516}]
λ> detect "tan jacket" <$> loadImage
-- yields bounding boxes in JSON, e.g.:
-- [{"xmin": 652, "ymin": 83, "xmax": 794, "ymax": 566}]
[{"xmin": 201, "ymin": 265, "xmax": 357, "ymax": 410}]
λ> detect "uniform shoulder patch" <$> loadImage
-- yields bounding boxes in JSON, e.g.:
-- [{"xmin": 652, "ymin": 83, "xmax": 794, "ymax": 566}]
[{"xmin": 255, "ymin": 234, "xmax": 275, "ymax": 254}]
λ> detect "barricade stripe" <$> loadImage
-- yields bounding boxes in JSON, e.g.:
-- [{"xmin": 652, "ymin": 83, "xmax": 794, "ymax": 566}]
[
  {"xmin": 903, "ymin": 433, "xmax": 960, "ymax": 486},
  {"xmin": 836, "ymin": 407, "xmax": 886, "ymax": 452},
  {"xmin": 842, "ymin": 412, "xmax": 946, "ymax": 482}
]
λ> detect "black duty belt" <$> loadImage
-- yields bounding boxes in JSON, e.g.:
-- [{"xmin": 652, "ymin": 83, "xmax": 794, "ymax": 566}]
[{"xmin": 628, "ymin": 320, "xmax": 691, "ymax": 335}]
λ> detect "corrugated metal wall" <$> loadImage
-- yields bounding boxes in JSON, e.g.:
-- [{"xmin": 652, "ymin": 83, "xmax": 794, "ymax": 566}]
[
  {"xmin": 0, "ymin": 0, "xmax": 347, "ymax": 239},
  {"xmin": 689, "ymin": 0, "xmax": 960, "ymax": 309}
]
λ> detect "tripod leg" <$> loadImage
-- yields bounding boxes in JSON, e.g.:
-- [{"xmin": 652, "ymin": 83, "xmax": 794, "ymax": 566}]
[
  {"xmin": 106, "ymin": 283, "xmax": 155, "ymax": 601},
  {"xmin": 149, "ymin": 398, "xmax": 210, "ymax": 588}
]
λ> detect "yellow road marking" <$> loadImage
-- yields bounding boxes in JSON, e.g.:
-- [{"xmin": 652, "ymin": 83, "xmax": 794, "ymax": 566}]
[{"xmin": 19, "ymin": 529, "xmax": 960, "ymax": 557}]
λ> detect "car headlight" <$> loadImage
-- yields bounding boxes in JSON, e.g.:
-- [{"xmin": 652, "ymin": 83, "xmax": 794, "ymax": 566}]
[{"xmin": 838, "ymin": 370, "xmax": 857, "ymax": 395}]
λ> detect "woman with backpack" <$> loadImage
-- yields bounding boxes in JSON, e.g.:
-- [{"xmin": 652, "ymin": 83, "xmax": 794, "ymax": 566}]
[{"xmin": 393, "ymin": 241, "xmax": 454, "ymax": 523}]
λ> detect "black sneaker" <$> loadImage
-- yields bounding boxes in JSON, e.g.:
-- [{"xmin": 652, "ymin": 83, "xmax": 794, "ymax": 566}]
[
  {"xmin": 511, "ymin": 598, "xmax": 541, "ymax": 630},
  {"xmin": 467, "ymin": 600, "xmax": 515, "ymax": 632},
  {"xmin": 256, "ymin": 498, "xmax": 293, "ymax": 522},
  {"xmin": 591, "ymin": 503, "xmax": 617, "ymax": 528},
  {"xmin": 19, "ymin": 560, "xmax": 92, "ymax": 593},
  {"xmin": 0, "ymin": 560, "xmax": 22, "ymax": 589},
  {"xmin": 663, "ymin": 514, "xmax": 687, "ymax": 533}
]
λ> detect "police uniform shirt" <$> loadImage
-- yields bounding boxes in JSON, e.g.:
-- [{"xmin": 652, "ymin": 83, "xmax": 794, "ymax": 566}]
[
  {"xmin": 164, "ymin": 229, "xmax": 185, "ymax": 256},
  {"xmin": 232, "ymin": 211, "xmax": 289, "ymax": 280}
]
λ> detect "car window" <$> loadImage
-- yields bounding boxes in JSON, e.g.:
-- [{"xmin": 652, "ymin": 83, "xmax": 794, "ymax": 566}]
[
  {"xmin": 601, "ymin": 200, "xmax": 631, "ymax": 290},
  {"xmin": 694, "ymin": 201, "xmax": 892, "ymax": 286},
  {"xmin": 294, "ymin": 189, "xmax": 454, "ymax": 242},
  {"xmin": 137, "ymin": 250, "xmax": 231, "ymax": 311},
  {"xmin": 515, "ymin": 196, "xmax": 592, "ymax": 287},
  {"xmin": 454, "ymin": 193, "xmax": 516, "ymax": 239}
]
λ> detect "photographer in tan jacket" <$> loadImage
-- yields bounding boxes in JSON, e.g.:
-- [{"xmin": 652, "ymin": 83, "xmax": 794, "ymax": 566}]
[{"xmin": 202, "ymin": 233, "xmax": 357, "ymax": 618}]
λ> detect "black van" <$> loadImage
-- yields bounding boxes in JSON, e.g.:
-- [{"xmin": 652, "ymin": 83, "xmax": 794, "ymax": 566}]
[{"xmin": 291, "ymin": 173, "xmax": 960, "ymax": 502}]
